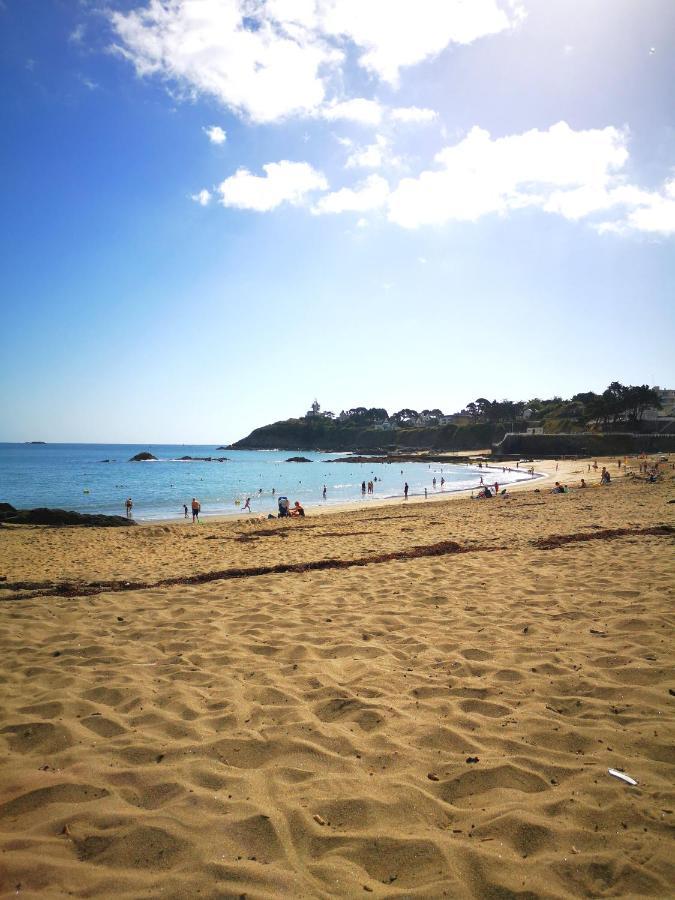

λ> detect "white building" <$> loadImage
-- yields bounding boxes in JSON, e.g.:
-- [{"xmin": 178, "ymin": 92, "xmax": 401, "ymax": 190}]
[
  {"xmin": 643, "ymin": 386, "xmax": 675, "ymax": 421},
  {"xmin": 306, "ymin": 399, "xmax": 321, "ymax": 418}
]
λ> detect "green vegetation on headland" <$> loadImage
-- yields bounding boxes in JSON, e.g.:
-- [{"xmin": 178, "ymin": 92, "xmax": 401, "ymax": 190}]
[{"xmin": 231, "ymin": 383, "xmax": 673, "ymax": 454}]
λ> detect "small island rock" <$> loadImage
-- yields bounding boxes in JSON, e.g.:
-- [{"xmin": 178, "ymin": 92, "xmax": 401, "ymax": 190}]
[
  {"xmin": 286, "ymin": 456, "xmax": 312, "ymax": 463},
  {"xmin": 129, "ymin": 451, "xmax": 158, "ymax": 462}
]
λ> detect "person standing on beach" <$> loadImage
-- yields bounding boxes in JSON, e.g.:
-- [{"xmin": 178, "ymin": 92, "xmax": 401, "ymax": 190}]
[
  {"xmin": 183, "ymin": 503, "xmax": 188, "ymax": 519},
  {"xmin": 440, "ymin": 476, "xmax": 445, "ymax": 490},
  {"xmin": 191, "ymin": 497, "xmax": 201, "ymax": 523},
  {"xmin": 404, "ymin": 482, "xmax": 409, "ymax": 500},
  {"xmin": 125, "ymin": 497, "xmax": 133, "ymax": 518},
  {"xmin": 322, "ymin": 484, "xmax": 327, "ymax": 500},
  {"xmin": 362, "ymin": 481, "xmax": 366, "ymax": 495}
]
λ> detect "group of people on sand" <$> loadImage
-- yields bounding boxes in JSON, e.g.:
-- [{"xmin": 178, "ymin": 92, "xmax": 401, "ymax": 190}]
[{"xmin": 277, "ymin": 496, "xmax": 304, "ymax": 518}]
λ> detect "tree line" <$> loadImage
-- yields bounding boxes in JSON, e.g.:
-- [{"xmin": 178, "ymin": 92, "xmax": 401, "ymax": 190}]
[{"xmin": 322, "ymin": 383, "xmax": 662, "ymax": 428}]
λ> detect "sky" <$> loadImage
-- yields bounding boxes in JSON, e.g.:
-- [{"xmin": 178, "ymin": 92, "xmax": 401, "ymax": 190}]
[{"xmin": 1, "ymin": 0, "xmax": 674, "ymax": 443}]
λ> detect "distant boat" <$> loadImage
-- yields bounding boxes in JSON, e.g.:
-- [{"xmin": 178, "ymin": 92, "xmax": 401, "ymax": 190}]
[{"xmin": 26, "ymin": 441, "xmax": 46, "ymax": 444}]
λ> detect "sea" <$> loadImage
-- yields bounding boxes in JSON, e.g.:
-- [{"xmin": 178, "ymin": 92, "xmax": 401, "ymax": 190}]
[{"xmin": 0, "ymin": 444, "xmax": 535, "ymax": 521}]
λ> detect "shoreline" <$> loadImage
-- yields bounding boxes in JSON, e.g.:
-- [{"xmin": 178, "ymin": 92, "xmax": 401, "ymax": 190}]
[{"xmin": 143, "ymin": 461, "xmax": 553, "ymax": 524}]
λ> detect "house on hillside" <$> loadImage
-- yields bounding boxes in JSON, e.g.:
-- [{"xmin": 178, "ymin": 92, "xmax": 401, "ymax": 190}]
[
  {"xmin": 305, "ymin": 399, "xmax": 322, "ymax": 418},
  {"xmin": 643, "ymin": 386, "xmax": 675, "ymax": 421}
]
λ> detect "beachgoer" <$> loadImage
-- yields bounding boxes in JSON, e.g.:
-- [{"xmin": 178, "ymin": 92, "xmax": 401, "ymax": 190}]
[
  {"xmin": 191, "ymin": 497, "xmax": 201, "ymax": 522},
  {"xmin": 551, "ymin": 482, "xmax": 564, "ymax": 494},
  {"xmin": 290, "ymin": 500, "xmax": 305, "ymax": 517},
  {"xmin": 278, "ymin": 496, "xmax": 290, "ymax": 517},
  {"xmin": 425, "ymin": 487, "xmax": 428, "ymax": 499},
  {"xmin": 243, "ymin": 497, "xmax": 251, "ymax": 512},
  {"xmin": 322, "ymin": 484, "xmax": 327, "ymax": 499},
  {"xmin": 125, "ymin": 498, "xmax": 133, "ymax": 518},
  {"xmin": 440, "ymin": 476, "xmax": 445, "ymax": 489},
  {"xmin": 183, "ymin": 503, "xmax": 189, "ymax": 518},
  {"xmin": 494, "ymin": 481, "xmax": 499, "ymax": 494},
  {"xmin": 361, "ymin": 481, "xmax": 366, "ymax": 494},
  {"xmin": 404, "ymin": 482, "xmax": 409, "ymax": 500},
  {"xmin": 601, "ymin": 467, "xmax": 611, "ymax": 484},
  {"xmin": 479, "ymin": 476, "xmax": 484, "ymax": 485},
  {"xmin": 579, "ymin": 478, "xmax": 587, "ymax": 488},
  {"xmin": 432, "ymin": 477, "xmax": 436, "ymax": 489}
]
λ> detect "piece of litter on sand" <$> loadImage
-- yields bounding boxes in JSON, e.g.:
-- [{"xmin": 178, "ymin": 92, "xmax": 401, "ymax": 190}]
[{"xmin": 608, "ymin": 768, "xmax": 638, "ymax": 786}]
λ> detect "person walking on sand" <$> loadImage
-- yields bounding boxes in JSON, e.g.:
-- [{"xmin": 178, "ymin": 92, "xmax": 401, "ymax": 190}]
[
  {"xmin": 404, "ymin": 482, "xmax": 409, "ymax": 500},
  {"xmin": 440, "ymin": 476, "xmax": 445, "ymax": 490},
  {"xmin": 243, "ymin": 497, "xmax": 252, "ymax": 512},
  {"xmin": 183, "ymin": 503, "xmax": 189, "ymax": 519},
  {"xmin": 191, "ymin": 497, "xmax": 201, "ymax": 523},
  {"xmin": 125, "ymin": 497, "xmax": 133, "ymax": 518}
]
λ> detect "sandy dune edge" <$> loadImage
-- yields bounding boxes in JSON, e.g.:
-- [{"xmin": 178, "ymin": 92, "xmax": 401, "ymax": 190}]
[{"xmin": 0, "ymin": 463, "xmax": 673, "ymax": 898}]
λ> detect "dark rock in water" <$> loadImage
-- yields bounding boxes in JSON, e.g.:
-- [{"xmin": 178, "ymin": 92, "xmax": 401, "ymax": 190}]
[
  {"xmin": 178, "ymin": 456, "xmax": 228, "ymax": 462},
  {"xmin": 99, "ymin": 459, "xmax": 110, "ymax": 463},
  {"xmin": 215, "ymin": 446, "xmax": 230, "ymax": 450},
  {"xmin": 286, "ymin": 456, "xmax": 312, "ymax": 463},
  {"xmin": 129, "ymin": 452, "xmax": 158, "ymax": 462},
  {"xmin": 0, "ymin": 507, "xmax": 135, "ymax": 527}
]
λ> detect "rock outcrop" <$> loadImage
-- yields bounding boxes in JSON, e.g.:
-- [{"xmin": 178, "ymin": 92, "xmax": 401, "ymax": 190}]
[
  {"xmin": 129, "ymin": 452, "xmax": 158, "ymax": 462},
  {"xmin": 0, "ymin": 507, "xmax": 136, "ymax": 527},
  {"xmin": 286, "ymin": 456, "xmax": 312, "ymax": 463}
]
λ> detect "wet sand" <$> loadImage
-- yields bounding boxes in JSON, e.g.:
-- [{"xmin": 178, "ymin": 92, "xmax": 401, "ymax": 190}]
[{"xmin": 1, "ymin": 457, "xmax": 673, "ymax": 898}]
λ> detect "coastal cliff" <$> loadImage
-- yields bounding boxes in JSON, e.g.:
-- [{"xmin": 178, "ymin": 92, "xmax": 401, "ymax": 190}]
[{"xmin": 230, "ymin": 418, "xmax": 497, "ymax": 452}]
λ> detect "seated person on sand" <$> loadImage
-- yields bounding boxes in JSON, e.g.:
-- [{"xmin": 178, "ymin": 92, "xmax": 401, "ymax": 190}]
[
  {"xmin": 600, "ymin": 467, "xmax": 611, "ymax": 484},
  {"xmin": 579, "ymin": 478, "xmax": 587, "ymax": 488},
  {"xmin": 550, "ymin": 481, "xmax": 565, "ymax": 494},
  {"xmin": 475, "ymin": 486, "xmax": 493, "ymax": 499},
  {"xmin": 290, "ymin": 500, "xmax": 305, "ymax": 517},
  {"xmin": 277, "ymin": 496, "xmax": 290, "ymax": 517}
]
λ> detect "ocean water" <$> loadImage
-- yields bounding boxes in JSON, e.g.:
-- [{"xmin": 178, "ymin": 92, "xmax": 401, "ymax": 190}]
[{"xmin": 0, "ymin": 444, "xmax": 535, "ymax": 521}]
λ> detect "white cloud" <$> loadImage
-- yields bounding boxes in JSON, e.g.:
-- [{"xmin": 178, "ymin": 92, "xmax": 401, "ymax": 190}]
[
  {"xmin": 217, "ymin": 160, "xmax": 327, "ymax": 211},
  {"xmin": 322, "ymin": 98, "xmax": 382, "ymax": 126},
  {"xmin": 313, "ymin": 174, "xmax": 389, "ymax": 214},
  {"xmin": 191, "ymin": 189, "xmax": 212, "ymax": 206},
  {"xmin": 345, "ymin": 134, "xmax": 389, "ymax": 169},
  {"xmin": 109, "ymin": 1, "xmax": 340, "ymax": 123},
  {"xmin": 390, "ymin": 106, "xmax": 438, "ymax": 124},
  {"xmin": 319, "ymin": 0, "xmax": 524, "ymax": 83},
  {"xmin": 110, "ymin": 0, "xmax": 523, "ymax": 121},
  {"xmin": 203, "ymin": 125, "xmax": 227, "ymax": 145},
  {"xmin": 601, "ymin": 178, "xmax": 675, "ymax": 236},
  {"xmin": 387, "ymin": 122, "xmax": 631, "ymax": 227}
]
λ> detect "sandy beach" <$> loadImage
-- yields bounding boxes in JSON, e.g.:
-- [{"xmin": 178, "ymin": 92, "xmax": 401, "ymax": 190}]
[{"xmin": 1, "ymin": 456, "xmax": 673, "ymax": 898}]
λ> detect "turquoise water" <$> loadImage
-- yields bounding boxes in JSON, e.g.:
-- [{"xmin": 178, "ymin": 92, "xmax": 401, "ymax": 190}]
[{"xmin": 0, "ymin": 444, "xmax": 534, "ymax": 521}]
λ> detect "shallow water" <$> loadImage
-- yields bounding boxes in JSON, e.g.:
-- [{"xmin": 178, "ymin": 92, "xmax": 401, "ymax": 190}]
[{"xmin": 0, "ymin": 443, "xmax": 533, "ymax": 520}]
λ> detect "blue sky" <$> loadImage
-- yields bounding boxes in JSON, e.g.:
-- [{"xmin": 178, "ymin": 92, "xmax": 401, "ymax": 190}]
[{"xmin": 1, "ymin": 0, "xmax": 674, "ymax": 443}]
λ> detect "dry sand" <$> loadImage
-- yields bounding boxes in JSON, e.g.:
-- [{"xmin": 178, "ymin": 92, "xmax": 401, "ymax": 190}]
[{"xmin": 1, "ymin": 457, "xmax": 673, "ymax": 898}]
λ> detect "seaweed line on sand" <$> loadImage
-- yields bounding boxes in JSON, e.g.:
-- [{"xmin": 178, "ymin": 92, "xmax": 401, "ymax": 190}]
[
  {"xmin": 532, "ymin": 524, "xmax": 673, "ymax": 550},
  {"xmin": 3, "ymin": 524, "xmax": 673, "ymax": 603}
]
